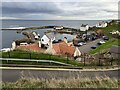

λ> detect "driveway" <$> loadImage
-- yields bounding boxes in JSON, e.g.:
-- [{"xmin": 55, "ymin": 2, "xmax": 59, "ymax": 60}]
[{"xmin": 78, "ymin": 39, "xmax": 102, "ymax": 53}]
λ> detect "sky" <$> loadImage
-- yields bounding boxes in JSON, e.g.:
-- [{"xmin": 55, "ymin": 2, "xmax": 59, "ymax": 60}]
[{"xmin": 1, "ymin": 0, "xmax": 120, "ymax": 20}]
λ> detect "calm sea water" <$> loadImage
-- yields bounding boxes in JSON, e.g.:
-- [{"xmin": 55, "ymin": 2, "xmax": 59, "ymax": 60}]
[{"xmin": 1, "ymin": 20, "xmax": 103, "ymax": 48}]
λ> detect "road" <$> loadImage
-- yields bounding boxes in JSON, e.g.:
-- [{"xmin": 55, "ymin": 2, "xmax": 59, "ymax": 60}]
[
  {"xmin": 1, "ymin": 68, "xmax": 119, "ymax": 82},
  {"xmin": 79, "ymin": 39, "xmax": 101, "ymax": 53}
]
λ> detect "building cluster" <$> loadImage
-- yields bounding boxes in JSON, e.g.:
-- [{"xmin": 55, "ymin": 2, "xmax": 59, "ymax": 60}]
[{"xmin": 1, "ymin": 20, "xmax": 119, "ymax": 60}]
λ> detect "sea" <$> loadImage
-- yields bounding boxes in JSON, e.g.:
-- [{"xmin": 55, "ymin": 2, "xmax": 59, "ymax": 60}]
[{"xmin": 1, "ymin": 20, "xmax": 104, "ymax": 48}]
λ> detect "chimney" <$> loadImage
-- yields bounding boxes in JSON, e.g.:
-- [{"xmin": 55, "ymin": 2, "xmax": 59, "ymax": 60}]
[
  {"xmin": 63, "ymin": 37, "xmax": 68, "ymax": 44},
  {"xmin": 11, "ymin": 41, "xmax": 16, "ymax": 50},
  {"xmin": 38, "ymin": 41, "xmax": 41, "ymax": 48},
  {"xmin": 48, "ymin": 39, "xmax": 53, "ymax": 48}
]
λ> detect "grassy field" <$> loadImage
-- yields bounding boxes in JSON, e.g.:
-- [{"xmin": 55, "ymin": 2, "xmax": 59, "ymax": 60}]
[
  {"xmin": 0, "ymin": 49, "xmax": 81, "ymax": 66},
  {"xmin": 90, "ymin": 39, "xmax": 120, "ymax": 55},
  {"xmin": 96, "ymin": 24, "xmax": 119, "ymax": 38},
  {"xmin": 1, "ymin": 49, "xmax": 119, "ymax": 67},
  {"xmin": 1, "ymin": 77, "xmax": 119, "ymax": 88}
]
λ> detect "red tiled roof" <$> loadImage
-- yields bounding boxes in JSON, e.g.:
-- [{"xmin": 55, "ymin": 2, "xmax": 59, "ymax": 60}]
[
  {"xmin": 17, "ymin": 43, "xmax": 41, "ymax": 52},
  {"xmin": 53, "ymin": 42, "xmax": 75, "ymax": 56}
]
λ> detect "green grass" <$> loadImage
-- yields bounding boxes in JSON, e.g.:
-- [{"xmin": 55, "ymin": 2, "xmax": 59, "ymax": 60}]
[
  {"xmin": 1, "ymin": 49, "xmax": 119, "ymax": 67},
  {"xmin": 1, "ymin": 76, "xmax": 119, "ymax": 88},
  {"xmin": 90, "ymin": 39, "xmax": 120, "ymax": 55},
  {"xmin": 96, "ymin": 24, "xmax": 119, "ymax": 38},
  {"xmin": 1, "ymin": 49, "xmax": 82, "ymax": 66}
]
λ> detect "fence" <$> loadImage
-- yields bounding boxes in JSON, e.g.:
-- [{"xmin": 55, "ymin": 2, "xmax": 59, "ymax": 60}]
[
  {"xmin": 1, "ymin": 51, "xmax": 118, "ymax": 66},
  {"xmin": 79, "ymin": 53, "xmax": 117, "ymax": 66}
]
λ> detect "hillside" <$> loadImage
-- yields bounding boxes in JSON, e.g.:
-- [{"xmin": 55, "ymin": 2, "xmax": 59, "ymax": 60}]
[
  {"xmin": 90, "ymin": 23, "xmax": 120, "ymax": 55},
  {"xmin": 90, "ymin": 39, "xmax": 120, "ymax": 55},
  {"xmin": 96, "ymin": 24, "xmax": 119, "ymax": 38}
]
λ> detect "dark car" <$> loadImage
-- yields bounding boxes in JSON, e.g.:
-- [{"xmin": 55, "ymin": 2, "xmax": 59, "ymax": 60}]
[
  {"xmin": 97, "ymin": 42, "xmax": 102, "ymax": 45},
  {"xmin": 91, "ymin": 46, "xmax": 97, "ymax": 49}
]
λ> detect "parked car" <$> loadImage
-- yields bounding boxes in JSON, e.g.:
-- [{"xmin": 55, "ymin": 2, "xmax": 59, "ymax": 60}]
[
  {"xmin": 78, "ymin": 42, "xmax": 86, "ymax": 46},
  {"xmin": 103, "ymin": 36, "xmax": 109, "ymax": 40},
  {"xmin": 99, "ymin": 40, "xmax": 106, "ymax": 44},
  {"xmin": 91, "ymin": 46, "xmax": 97, "ymax": 49},
  {"xmin": 97, "ymin": 40, "xmax": 106, "ymax": 45},
  {"xmin": 53, "ymin": 40, "xmax": 59, "ymax": 43}
]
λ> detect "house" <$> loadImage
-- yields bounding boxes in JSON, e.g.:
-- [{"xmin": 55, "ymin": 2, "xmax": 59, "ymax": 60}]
[
  {"xmin": 54, "ymin": 26, "xmax": 63, "ymax": 30},
  {"xmin": 96, "ymin": 21, "xmax": 107, "ymax": 28},
  {"xmin": 0, "ymin": 48, "xmax": 11, "ymax": 52},
  {"xmin": 80, "ymin": 24, "xmax": 89, "ymax": 31},
  {"xmin": 110, "ymin": 30, "xmax": 120, "ymax": 35},
  {"xmin": 20, "ymin": 43, "xmax": 28, "ymax": 46},
  {"xmin": 96, "ymin": 29, "xmax": 104, "ymax": 36},
  {"xmin": 110, "ymin": 45, "xmax": 120, "ymax": 60},
  {"xmin": 41, "ymin": 33, "xmax": 55, "ymax": 47},
  {"xmin": 45, "ymin": 39, "xmax": 81, "ymax": 58},
  {"xmin": 17, "ymin": 41, "xmax": 41, "ymax": 52},
  {"xmin": 81, "ymin": 31, "xmax": 97, "ymax": 41},
  {"xmin": 110, "ymin": 30, "xmax": 120, "ymax": 38}
]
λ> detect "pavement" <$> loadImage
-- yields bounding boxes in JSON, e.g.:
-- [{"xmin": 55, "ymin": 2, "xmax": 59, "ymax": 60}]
[
  {"xmin": 1, "ymin": 67, "xmax": 119, "ymax": 82},
  {"xmin": 78, "ymin": 39, "xmax": 102, "ymax": 53}
]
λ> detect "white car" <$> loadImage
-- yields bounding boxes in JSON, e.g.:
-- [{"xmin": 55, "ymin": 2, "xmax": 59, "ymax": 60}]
[
  {"xmin": 78, "ymin": 42, "xmax": 86, "ymax": 46},
  {"xmin": 99, "ymin": 40, "xmax": 106, "ymax": 44}
]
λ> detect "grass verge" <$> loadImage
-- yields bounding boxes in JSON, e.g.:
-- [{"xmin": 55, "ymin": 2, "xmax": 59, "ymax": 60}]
[
  {"xmin": 0, "ymin": 49, "xmax": 81, "ymax": 66},
  {"xmin": 90, "ymin": 39, "xmax": 120, "ymax": 55},
  {"xmin": 1, "ymin": 77, "xmax": 119, "ymax": 88}
]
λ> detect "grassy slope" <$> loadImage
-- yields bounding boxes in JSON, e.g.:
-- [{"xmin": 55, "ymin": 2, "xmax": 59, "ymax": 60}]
[
  {"xmin": 1, "ymin": 77, "xmax": 119, "ymax": 88},
  {"xmin": 97, "ymin": 24, "xmax": 119, "ymax": 38},
  {"xmin": 90, "ymin": 39, "xmax": 120, "ymax": 55},
  {"xmin": 90, "ymin": 24, "xmax": 120, "ymax": 55},
  {"xmin": 1, "ymin": 50, "xmax": 81, "ymax": 66}
]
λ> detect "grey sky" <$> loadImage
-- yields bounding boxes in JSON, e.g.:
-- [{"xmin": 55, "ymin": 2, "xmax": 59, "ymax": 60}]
[{"xmin": 1, "ymin": 0, "xmax": 119, "ymax": 20}]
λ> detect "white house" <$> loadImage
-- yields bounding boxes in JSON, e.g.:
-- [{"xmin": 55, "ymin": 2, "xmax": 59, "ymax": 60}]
[
  {"xmin": 96, "ymin": 21, "xmax": 107, "ymax": 28},
  {"xmin": 110, "ymin": 30, "xmax": 120, "ymax": 35},
  {"xmin": 80, "ymin": 24, "xmax": 89, "ymax": 31},
  {"xmin": 0, "ymin": 48, "xmax": 11, "ymax": 52},
  {"xmin": 20, "ymin": 43, "xmax": 28, "ymax": 46},
  {"xmin": 41, "ymin": 33, "xmax": 55, "ymax": 47}
]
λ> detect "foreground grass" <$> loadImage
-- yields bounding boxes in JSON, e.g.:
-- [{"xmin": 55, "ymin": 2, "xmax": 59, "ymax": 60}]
[
  {"xmin": 90, "ymin": 39, "xmax": 120, "ymax": 55},
  {"xmin": 1, "ymin": 77, "xmax": 119, "ymax": 88}
]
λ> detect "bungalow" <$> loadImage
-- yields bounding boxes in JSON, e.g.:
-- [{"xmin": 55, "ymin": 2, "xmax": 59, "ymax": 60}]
[
  {"xmin": 45, "ymin": 39, "xmax": 81, "ymax": 58},
  {"xmin": 17, "ymin": 41, "xmax": 41, "ymax": 52},
  {"xmin": 0, "ymin": 48, "xmax": 11, "ymax": 52},
  {"xmin": 54, "ymin": 26, "xmax": 64, "ymax": 30},
  {"xmin": 41, "ymin": 33, "xmax": 55, "ymax": 47},
  {"xmin": 80, "ymin": 24, "xmax": 89, "ymax": 31},
  {"xmin": 96, "ymin": 21, "xmax": 107, "ymax": 28},
  {"xmin": 110, "ymin": 45, "xmax": 120, "ymax": 60},
  {"xmin": 82, "ymin": 31, "xmax": 97, "ymax": 41},
  {"xmin": 96, "ymin": 29, "xmax": 104, "ymax": 37},
  {"xmin": 110, "ymin": 30, "xmax": 120, "ymax": 35}
]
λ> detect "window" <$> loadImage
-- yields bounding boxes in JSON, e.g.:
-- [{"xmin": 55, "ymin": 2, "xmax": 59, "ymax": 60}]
[{"xmin": 42, "ymin": 39, "xmax": 44, "ymax": 41}]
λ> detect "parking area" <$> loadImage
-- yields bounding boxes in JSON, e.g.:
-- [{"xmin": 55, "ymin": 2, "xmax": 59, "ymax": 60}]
[{"xmin": 78, "ymin": 39, "xmax": 102, "ymax": 53}]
